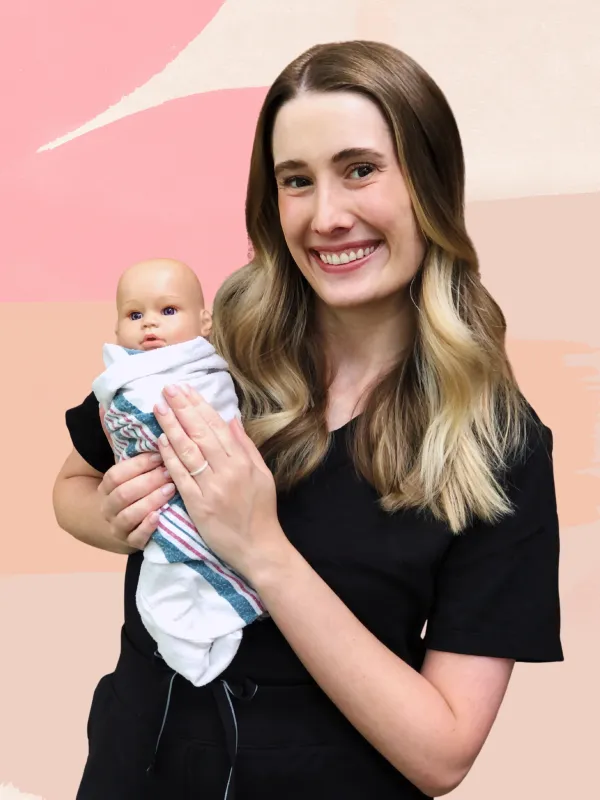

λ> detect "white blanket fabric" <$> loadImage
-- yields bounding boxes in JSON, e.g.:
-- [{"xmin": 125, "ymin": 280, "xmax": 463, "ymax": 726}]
[{"xmin": 92, "ymin": 338, "xmax": 264, "ymax": 686}]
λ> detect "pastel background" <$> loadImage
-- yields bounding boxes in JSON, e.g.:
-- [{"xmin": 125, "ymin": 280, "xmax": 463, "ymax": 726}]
[{"xmin": 1, "ymin": 1, "xmax": 598, "ymax": 797}]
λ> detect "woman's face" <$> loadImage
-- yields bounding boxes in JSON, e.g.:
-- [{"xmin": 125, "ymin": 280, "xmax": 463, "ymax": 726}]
[{"xmin": 272, "ymin": 90, "xmax": 426, "ymax": 312}]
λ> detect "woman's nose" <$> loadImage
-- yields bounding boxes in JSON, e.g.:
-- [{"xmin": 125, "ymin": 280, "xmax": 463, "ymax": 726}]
[{"xmin": 310, "ymin": 186, "xmax": 354, "ymax": 236}]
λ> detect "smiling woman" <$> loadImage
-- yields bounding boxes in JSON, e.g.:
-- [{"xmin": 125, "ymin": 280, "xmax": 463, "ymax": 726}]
[
  {"xmin": 56, "ymin": 40, "xmax": 562, "ymax": 800},
  {"xmin": 217, "ymin": 42, "xmax": 526, "ymax": 530}
]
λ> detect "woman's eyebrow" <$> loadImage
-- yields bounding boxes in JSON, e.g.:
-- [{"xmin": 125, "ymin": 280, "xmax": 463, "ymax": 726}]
[
  {"xmin": 331, "ymin": 147, "xmax": 385, "ymax": 163},
  {"xmin": 274, "ymin": 159, "xmax": 307, "ymax": 178},
  {"xmin": 274, "ymin": 148, "xmax": 386, "ymax": 177}
]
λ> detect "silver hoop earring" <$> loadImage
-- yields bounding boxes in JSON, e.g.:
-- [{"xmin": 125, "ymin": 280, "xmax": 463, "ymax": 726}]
[{"xmin": 409, "ymin": 276, "xmax": 420, "ymax": 311}]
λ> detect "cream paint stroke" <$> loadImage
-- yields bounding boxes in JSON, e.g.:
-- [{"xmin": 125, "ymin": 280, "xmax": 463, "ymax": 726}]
[
  {"xmin": 0, "ymin": 785, "xmax": 44, "ymax": 800},
  {"xmin": 37, "ymin": 0, "xmax": 367, "ymax": 151},
  {"xmin": 38, "ymin": 0, "xmax": 600, "ymax": 201}
]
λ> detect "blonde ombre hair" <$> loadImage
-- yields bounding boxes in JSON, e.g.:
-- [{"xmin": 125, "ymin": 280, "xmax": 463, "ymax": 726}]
[{"xmin": 213, "ymin": 41, "xmax": 529, "ymax": 533}]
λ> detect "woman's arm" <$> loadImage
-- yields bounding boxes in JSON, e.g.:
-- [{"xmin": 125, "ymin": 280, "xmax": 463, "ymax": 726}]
[
  {"xmin": 252, "ymin": 547, "xmax": 513, "ymax": 796},
  {"xmin": 53, "ymin": 448, "xmax": 126, "ymax": 553},
  {"xmin": 53, "ymin": 448, "xmax": 174, "ymax": 554}
]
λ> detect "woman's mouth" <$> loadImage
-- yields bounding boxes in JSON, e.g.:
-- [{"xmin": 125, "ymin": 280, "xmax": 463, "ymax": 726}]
[{"xmin": 310, "ymin": 241, "xmax": 383, "ymax": 273}]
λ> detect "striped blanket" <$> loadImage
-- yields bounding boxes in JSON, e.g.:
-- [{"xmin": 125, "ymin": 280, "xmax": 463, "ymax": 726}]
[{"xmin": 92, "ymin": 337, "xmax": 265, "ymax": 686}]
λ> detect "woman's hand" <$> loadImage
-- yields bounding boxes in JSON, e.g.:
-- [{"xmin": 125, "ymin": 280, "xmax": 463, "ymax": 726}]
[
  {"xmin": 155, "ymin": 383, "xmax": 293, "ymax": 583},
  {"xmin": 98, "ymin": 452, "xmax": 175, "ymax": 551}
]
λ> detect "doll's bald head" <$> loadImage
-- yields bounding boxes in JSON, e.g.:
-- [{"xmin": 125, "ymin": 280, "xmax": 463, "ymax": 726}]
[{"xmin": 115, "ymin": 258, "xmax": 212, "ymax": 350}]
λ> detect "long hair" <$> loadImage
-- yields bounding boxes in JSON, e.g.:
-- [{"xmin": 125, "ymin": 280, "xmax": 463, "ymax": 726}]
[{"xmin": 212, "ymin": 41, "xmax": 529, "ymax": 532}]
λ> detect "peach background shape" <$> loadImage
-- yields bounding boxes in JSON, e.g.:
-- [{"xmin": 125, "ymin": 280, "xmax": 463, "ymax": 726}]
[{"xmin": 0, "ymin": 1, "xmax": 598, "ymax": 797}]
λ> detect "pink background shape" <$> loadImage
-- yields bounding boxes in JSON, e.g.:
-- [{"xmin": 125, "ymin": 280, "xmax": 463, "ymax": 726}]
[
  {"xmin": 0, "ymin": 88, "xmax": 266, "ymax": 302},
  {"xmin": 0, "ymin": 2, "xmax": 225, "ymax": 167}
]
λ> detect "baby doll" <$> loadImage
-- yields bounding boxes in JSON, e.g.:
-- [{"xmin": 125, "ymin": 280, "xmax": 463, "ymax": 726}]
[{"xmin": 92, "ymin": 258, "xmax": 264, "ymax": 686}]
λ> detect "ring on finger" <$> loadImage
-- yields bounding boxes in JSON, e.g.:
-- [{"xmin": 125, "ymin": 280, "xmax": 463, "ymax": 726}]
[{"xmin": 188, "ymin": 460, "xmax": 209, "ymax": 477}]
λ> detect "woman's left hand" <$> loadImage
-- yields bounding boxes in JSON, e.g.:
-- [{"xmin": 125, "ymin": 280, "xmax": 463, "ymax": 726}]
[{"xmin": 154, "ymin": 383, "xmax": 292, "ymax": 584}]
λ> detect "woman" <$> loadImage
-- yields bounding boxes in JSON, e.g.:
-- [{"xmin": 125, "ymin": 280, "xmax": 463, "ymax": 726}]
[{"xmin": 54, "ymin": 41, "xmax": 562, "ymax": 799}]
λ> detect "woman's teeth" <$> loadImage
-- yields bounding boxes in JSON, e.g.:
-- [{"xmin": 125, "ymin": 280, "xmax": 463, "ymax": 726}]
[{"xmin": 317, "ymin": 245, "xmax": 377, "ymax": 265}]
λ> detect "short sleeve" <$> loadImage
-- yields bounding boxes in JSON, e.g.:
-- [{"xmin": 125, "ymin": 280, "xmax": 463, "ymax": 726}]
[
  {"xmin": 65, "ymin": 392, "xmax": 114, "ymax": 474},
  {"xmin": 424, "ymin": 422, "xmax": 563, "ymax": 663}
]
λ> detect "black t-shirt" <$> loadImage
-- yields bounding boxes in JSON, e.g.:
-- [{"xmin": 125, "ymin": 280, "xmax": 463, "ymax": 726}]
[{"xmin": 66, "ymin": 392, "xmax": 563, "ymax": 683}]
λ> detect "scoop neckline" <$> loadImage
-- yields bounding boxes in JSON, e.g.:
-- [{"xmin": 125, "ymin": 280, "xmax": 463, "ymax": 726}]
[{"xmin": 328, "ymin": 415, "xmax": 360, "ymax": 435}]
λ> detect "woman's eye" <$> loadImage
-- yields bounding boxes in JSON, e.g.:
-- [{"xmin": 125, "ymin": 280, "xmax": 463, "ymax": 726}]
[
  {"xmin": 283, "ymin": 176, "xmax": 311, "ymax": 189},
  {"xmin": 129, "ymin": 312, "xmax": 142, "ymax": 321},
  {"xmin": 162, "ymin": 306, "xmax": 177, "ymax": 316},
  {"xmin": 349, "ymin": 163, "xmax": 375, "ymax": 179}
]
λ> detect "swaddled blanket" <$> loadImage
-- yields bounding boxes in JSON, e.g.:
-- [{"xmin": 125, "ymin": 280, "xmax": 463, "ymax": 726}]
[{"xmin": 92, "ymin": 337, "xmax": 265, "ymax": 686}]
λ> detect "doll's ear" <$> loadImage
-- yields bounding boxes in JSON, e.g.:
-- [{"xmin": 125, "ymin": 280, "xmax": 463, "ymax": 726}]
[{"xmin": 200, "ymin": 308, "xmax": 213, "ymax": 338}]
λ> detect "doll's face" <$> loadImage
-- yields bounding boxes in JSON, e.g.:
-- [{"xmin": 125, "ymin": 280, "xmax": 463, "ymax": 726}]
[{"xmin": 115, "ymin": 259, "xmax": 212, "ymax": 351}]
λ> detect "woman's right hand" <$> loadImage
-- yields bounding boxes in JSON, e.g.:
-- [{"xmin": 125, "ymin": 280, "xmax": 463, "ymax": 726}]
[{"xmin": 98, "ymin": 452, "xmax": 176, "ymax": 551}]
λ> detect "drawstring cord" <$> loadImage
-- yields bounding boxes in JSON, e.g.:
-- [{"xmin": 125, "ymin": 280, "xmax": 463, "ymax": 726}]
[
  {"xmin": 146, "ymin": 652, "xmax": 177, "ymax": 774},
  {"xmin": 211, "ymin": 679, "xmax": 258, "ymax": 800},
  {"xmin": 145, "ymin": 672, "xmax": 177, "ymax": 774},
  {"xmin": 146, "ymin": 650, "xmax": 258, "ymax": 799}
]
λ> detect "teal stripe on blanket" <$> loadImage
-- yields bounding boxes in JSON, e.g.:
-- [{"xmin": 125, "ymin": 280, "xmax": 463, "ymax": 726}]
[{"xmin": 153, "ymin": 531, "xmax": 261, "ymax": 624}]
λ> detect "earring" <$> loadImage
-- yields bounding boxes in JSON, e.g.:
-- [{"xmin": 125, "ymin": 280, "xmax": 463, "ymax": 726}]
[{"xmin": 409, "ymin": 276, "xmax": 420, "ymax": 311}]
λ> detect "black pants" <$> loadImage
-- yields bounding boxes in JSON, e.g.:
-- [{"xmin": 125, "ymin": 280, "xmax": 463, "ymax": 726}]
[{"xmin": 76, "ymin": 631, "xmax": 427, "ymax": 800}]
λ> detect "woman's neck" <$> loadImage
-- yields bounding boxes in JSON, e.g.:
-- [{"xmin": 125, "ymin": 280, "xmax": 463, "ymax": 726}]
[{"xmin": 316, "ymin": 295, "xmax": 415, "ymax": 427}]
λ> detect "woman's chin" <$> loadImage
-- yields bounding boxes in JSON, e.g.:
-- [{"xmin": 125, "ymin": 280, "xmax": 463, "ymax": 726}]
[{"xmin": 315, "ymin": 289, "xmax": 381, "ymax": 312}]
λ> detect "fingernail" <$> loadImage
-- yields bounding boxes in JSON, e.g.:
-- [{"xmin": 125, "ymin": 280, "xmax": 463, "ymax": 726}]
[
  {"xmin": 155, "ymin": 401, "xmax": 168, "ymax": 415},
  {"xmin": 162, "ymin": 469, "xmax": 170, "ymax": 479},
  {"xmin": 181, "ymin": 383, "xmax": 192, "ymax": 396},
  {"xmin": 164, "ymin": 384, "xmax": 179, "ymax": 397},
  {"xmin": 150, "ymin": 453, "xmax": 162, "ymax": 463},
  {"xmin": 158, "ymin": 433, "xmax": 169, "ymax": 446},
  {"xmin": 149, "ymin": 512, "xmax": 159, "ymax": 525},
  {"xmin": 161, "ymin": 482, "xmax": 175, "ymax": 496}
]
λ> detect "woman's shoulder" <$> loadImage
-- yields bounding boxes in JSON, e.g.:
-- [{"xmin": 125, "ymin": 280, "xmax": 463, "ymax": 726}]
[
  {"xmin": 503, "ymin": 400, "xmax": 554, "ymax": 499},
  {"xmin": 424, "ymin": 400, "xmax": 562, "ymax": 663}
]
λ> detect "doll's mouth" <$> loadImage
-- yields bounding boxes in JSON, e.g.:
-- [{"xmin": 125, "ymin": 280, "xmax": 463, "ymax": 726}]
[{"xmin": 141, "ymin": 335, "xmax": 165, "ymax": 349}]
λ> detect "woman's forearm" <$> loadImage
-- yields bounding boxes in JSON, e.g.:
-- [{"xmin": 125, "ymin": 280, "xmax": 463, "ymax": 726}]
[
  {"xmin": 54, "ymin": 474, "xmax": 134, "ymax": 554},
  {"xmin": 252, "ymin": 544, "xmax": 476, "ymax": 797}
]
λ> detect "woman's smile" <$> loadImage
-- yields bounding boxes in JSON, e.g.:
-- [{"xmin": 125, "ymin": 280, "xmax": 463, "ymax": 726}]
[{"xmin": 309, "ymin": 240, "xmax": 384, "ymax": 273}]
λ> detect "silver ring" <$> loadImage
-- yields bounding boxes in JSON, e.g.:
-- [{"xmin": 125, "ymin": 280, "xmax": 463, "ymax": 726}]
[{"xmin": 188, "ymin": 460, "xmax": 209, "ymax": 477}]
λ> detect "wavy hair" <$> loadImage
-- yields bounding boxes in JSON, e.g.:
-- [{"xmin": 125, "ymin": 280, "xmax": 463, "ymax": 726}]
[{"xmin": 212, "ymin": 41, "xmax": 529, "ymax": 532}]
